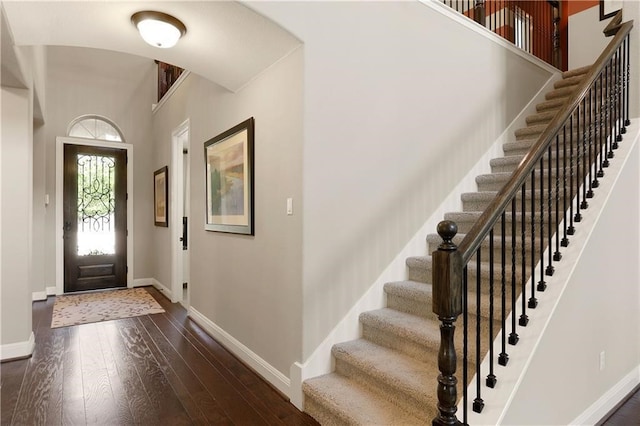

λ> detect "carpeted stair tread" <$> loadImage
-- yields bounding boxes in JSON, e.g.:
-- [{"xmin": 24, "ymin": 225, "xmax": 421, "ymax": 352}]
[
  {"xmin": 515, "ymin": 124, "xmax": 548, "ymax": 139},
  {"xmin": 536, "ymin": 98, "xmax": 566, "ymax": 112},
  {"xmin": 563, "ymin": 64, "xmax": 592, "ymax": 79},
  {"xmin": 360, "ymin": 308, "xmax": 438, "ymax": 348},
  {"xmin": 303, "ymin": 373, "xmax": 426, "ymax": 425},
  {"xmin": 426, "ymin": 232, "xmax": 542, "ymax": 255},
  {"xmin": 386, "ymin": 272, "xmax": 510, "ymax": 321},
  {"xmin": 332, "ymin": 339, "xmax": 438, "ymax": 420},
  {"xmin": 554, "ymin": 75, "xmax": 584, "ymax": 89},
  {"xmin": 526, "ymin": 110, "xmax": 558, "ymax": 125},
  {"xmin": 406, "ymin": 255, "xmax": 531, "ymax": 290},
  {"xmin": 462, "ymin": 189, "xmax": 561, "ymax": 212},
  {"xmin": 545, "ymin": 86, "xmax": 576, "ymax": 100}
]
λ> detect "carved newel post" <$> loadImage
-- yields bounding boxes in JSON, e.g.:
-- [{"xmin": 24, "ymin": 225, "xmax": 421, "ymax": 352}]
[{"xmin": 432, "ymin": 221, "xmax": 463, "ymax": 426}]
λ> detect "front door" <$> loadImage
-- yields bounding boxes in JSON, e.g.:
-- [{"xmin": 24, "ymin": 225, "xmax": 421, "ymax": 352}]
[{"xmin": 63, "ymin": 144, "xmax": 127, "ymax": 292}]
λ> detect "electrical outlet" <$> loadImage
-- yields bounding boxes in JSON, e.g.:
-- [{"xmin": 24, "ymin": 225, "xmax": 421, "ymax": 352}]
[{"xmin": 599, "ymin": 351, "xmax": 606, "ymax": 371}]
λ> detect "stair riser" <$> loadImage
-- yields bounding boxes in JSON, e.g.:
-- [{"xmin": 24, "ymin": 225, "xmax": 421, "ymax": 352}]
[
  {"xmin": 334, "ymin": 359, "xmax": 433, "ymax": 422},
  {"xmin": 303, "ymin": 395, "xmax": 349, "ymax": 426},
  {"xmin": 387, "ymin": 290, "xmax": 513, "ymax": 321},
  {"xmin": 361, "ymin": 317, "xmax": 497, "ymax": 366},
  {"xmin": 407, "ymin": 257, "xmax": 535, "ymax": 290}
]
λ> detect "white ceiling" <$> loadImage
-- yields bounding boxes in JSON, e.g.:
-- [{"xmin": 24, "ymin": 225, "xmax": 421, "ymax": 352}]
[{"xmin": 2, "ymin": 1, "xmax": 301, "ymax": 92}]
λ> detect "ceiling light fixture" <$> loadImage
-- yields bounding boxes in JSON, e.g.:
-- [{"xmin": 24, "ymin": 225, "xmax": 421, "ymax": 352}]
[{"xmin": 131, "ymin": 11, "xmax": 186, "ymax": 49}]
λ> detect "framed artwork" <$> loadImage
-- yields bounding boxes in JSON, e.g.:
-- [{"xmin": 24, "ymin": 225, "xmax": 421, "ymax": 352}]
[
  {"xmin": 154, "ymin": 166, "xmax": 169, "ymax": 227},
  {"xmin": 600, "ymin": 0, "xmax": 622, "ymax": 20},
  {"xmin": 204, "ymin": 118, "xmax": 254, "ymax": 235}
]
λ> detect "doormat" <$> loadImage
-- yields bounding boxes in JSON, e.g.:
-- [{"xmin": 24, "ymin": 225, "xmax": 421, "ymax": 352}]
[{"xmin": 51, "ymin": 288, "xmax": 165, "ymax": 328}]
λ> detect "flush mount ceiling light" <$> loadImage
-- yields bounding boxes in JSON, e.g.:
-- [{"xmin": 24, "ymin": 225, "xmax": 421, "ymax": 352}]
[{"xmin": 131, "ymin": 11, "xmax": 186, "ymax": 48}]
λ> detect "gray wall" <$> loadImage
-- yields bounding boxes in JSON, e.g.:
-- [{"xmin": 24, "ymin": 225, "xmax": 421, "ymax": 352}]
[
  {"xmin": 502, "ymin": 137, "xmax": 640, "ymax": 424},
  {"xmin": 151, "ymin": 48, "xmax": 304, "ymax": 376},
  {"xmin": 1, "ymin": 87, "xmax": 33, "ymax": 348},
  {"xmin": 248, "ymin": 0, "xmax": 555, "ymax": 361},
  {"xmin": 42, "ymin": 47, "xmax": 156, "ymax": 290}
]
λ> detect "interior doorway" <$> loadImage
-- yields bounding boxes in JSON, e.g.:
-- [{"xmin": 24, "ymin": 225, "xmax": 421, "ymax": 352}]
[{"xmin": 171, "ymin": 120, "xmax": 190, "ymax": 307}]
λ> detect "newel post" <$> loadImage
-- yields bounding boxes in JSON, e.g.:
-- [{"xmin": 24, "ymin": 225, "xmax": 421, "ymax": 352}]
[{"xmin": 432, "ymin": 221, "xmax": 463, "ymax": 426}]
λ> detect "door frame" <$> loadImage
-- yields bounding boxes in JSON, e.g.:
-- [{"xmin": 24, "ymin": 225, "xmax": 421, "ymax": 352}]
[
  {"xmin": 170, "ymin": 119, "xmax": 190, "ymax": 304},
  {"xmin": 56, "ymin": 136, "xmax": 134, "ymax": 295}
]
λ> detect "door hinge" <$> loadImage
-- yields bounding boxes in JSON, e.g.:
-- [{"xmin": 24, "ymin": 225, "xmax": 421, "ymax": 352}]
[
  {"xmin": 126, "ymin": 229, "xmax": 129, "ymax": 237},
  {"xmin": 126, "ymin": 265, "xmax": 129, "ymax": 273},
  {"xmin": 126, "ymin": 192, "xmax": 128, "ymax": 200}
]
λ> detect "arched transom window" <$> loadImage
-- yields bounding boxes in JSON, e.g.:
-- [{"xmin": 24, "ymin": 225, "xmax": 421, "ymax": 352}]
[{"xmin": 67, "ymin": 115, "xmax": 125, "ymax": 142}]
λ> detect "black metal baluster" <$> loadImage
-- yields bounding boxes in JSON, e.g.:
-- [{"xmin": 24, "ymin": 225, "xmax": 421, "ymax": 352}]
[
  {"xmin": 568, "ymin": 112, "xmax": 577, "ymax": 233},
  {"xmin": 580, "ymin": 97, "xmax": 589, "ymax": 210},
  {"xmin": 607, "ymin": 61, "xmax": 615, "ymax": 159},
  {"xmin": 487, "ymin": 227, "xmax": 497, "ymax": 386},
  {"xmin": 613, "ymin": 50, "xmax": 620, "ymax": 148},
  {"xmin": 575, "ymin": 103, "xmax": 584, "ymax": 222},
  {"xmin": 538, "ymin": 157, "xmax": 547, "ymax": 290},
  {"xmin": 621, "ymin": 37, "xmax": 628, "ymax": 134},
  {"xmin": 625, "ymin": 35, "xmax": 631, "ymax": 128},
  {"xmin": 589, "ymin": 84, "xmax": 598, "ymax": 194},
  {"xmin": 499, "ymin": 211, "xmax": 509, "ymax": 364},
  {"xmin": 547, "ymin": 142, "xmax": 556, "ymax": 273},
  {"xmin": 562, "ymin": 123, "xmax": 570, "ymax": 245},
  {"xmin": 554, "ymin": 133, "xmax": 563, "ymax": 259},
  {"xmin": 599, "ymin": 72, "xmax": 608, "ymax": 174},
  {"xmin": 473, "ymin": 249, "xmax": 484, "ymax": 413},
  {"xmin": 520, "ymin": 181, "xmax": 529, "ymax": 326},
  {"xmin": 529, "ymin": 168, "xmax": 538, "ymax": 308},
  {"xmin": 509, "ymin": 197, "xmax": 519, "ymax": 345},
  {"xmin": 615, "ymin": 47, "xmax": 622, "ymax": 144}
]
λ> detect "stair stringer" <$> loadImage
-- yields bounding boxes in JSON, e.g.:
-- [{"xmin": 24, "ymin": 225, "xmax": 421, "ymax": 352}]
[
  {"xmin": 288, "ymin": 72, "xmax": 561, "ymax": 410},
  {"xmin": 461, "ymin": 124, "xmax": 640, "ymax": 425}
]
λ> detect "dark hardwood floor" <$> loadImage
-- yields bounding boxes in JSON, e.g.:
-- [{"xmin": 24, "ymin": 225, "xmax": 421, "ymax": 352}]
[
  {"xmin": 599, "ymin": 385, "xmax": 640, "ymax": 426},
  {"xmin": 0, "ymin": 287, "xmax": 318, "ymax": 425}
]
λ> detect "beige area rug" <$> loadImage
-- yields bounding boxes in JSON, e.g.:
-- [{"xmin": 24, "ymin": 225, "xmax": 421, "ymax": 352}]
[{"xmin": 51, "ymin": 288, "xmax": 165, "ymax": 328}]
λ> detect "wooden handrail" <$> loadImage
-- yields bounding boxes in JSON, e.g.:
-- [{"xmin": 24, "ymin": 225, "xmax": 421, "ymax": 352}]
[{"xmin": 456, "ymin": 11, "xmax": 632, "ymax": 263}]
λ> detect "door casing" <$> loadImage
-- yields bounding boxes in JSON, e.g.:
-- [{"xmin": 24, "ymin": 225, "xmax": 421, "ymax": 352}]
[
  {"xmin": 171, "ymin": 119, "xmax": 190, "ymax": 305},
  {"xmin": 56, "ymin": 136, "xmax": 134, "ymax": 295}
]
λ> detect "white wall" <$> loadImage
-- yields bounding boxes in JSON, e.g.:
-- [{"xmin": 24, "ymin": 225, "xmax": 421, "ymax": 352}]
[
  {"xmin": 151, "ymin": 48, "xmax": 303, "ymax": 377},
  {"xmin": 1, "ymin": 87, "xmax": 34, "ymax": 354},
  {"xmin": 43, "ymin": 47, "xmax": 156, "ymax": 288},
  {"xmin": 568, "ymin": 3, "xmax": 640, "ymax": 119},
  {"xmin": 568, "ymin": 5, "xmax": 610, "ymax": 70},
  {"xmin": 501, "ymin": 136, "xmax": 640, "ymax": 424},
  {"xmin": 248, "ymin": 0, "xmax": 554, "ymax": 361}
]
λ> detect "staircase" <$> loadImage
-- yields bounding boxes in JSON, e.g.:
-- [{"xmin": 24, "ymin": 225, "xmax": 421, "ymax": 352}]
[{"xmin": 302, "ymin": 65, "xmax": 592, "ymax": 425}]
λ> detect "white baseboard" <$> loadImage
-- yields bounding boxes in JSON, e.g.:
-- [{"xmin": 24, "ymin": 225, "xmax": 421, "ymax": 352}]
[
  {"xmin": 133, "ymin": 278, "xmax": 173, "ymax": 300},
  {"xmin": 288, "ymin": 73, "xmax": 562, "ymax": 410},
  {"xmin": 570, "ymin": 366, "xmax": 640, "ymax": 425},
  {"xmin": 32, "ymin": 286, "xmax": 57, "ymax": 301},
  {"xmin": 32, "ymin": 291, "xmax": 47, "ymax": 301},
  {"xmin": 0, "ymin": 332, "xmax": 35, "ymax": 361},
  {"xmin": 189, "ymin": 306, "xmax": 291, "ymax": 398}
]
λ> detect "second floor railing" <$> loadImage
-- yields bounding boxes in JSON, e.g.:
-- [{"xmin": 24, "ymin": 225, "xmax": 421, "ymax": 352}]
[
  {"xmin": 441, "ymin": 0, "xmax": 562, "ymax": 68},
  {"xmin": 431, "ymin": 10, "xmax": 632, "ymax": 425}
]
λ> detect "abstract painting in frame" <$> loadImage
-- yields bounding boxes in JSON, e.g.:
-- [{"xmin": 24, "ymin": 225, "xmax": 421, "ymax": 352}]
[
  {"xmin": 154, "ymin": 166, "xmax": 168, "ymax": 227},
  {"xmin": 204, "ymin": 118, "xmax": 254, "ymax": 235}
]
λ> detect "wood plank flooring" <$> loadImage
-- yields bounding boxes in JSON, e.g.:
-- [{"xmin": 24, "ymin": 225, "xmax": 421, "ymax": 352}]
[
  {"xmin": 599, "ymin": 385, "xmax": 640, "ymax": 426},
  {"xmin": 1, "ymin": 287, "xmax": 317, "ymax": 425}
]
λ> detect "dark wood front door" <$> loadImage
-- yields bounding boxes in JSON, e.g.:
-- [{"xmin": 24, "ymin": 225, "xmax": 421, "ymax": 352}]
[{"xmin": 63, "ymin": 144, "xmax": 127, "ymax": 292}]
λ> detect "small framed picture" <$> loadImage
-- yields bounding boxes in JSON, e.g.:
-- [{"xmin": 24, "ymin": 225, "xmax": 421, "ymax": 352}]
[
  {"xmin": 154, "ymin": 166, "xmax": 168, "ymax": 227},
  {"xmin": 204, "ymin": 118, "xmax": 254, "ymax": 235},
  {"xmin": 600, "ymin": 0, "xmax": 622, "ymax": 20}
]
